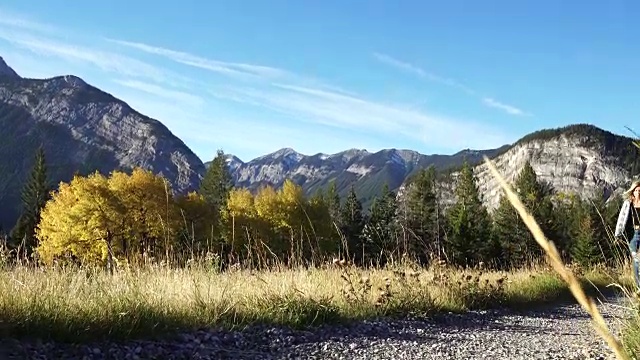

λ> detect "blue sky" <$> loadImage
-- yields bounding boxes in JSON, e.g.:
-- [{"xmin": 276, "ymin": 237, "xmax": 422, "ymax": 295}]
[{"xmin": 0, "ymin": 1, "xmax": 639, "ymax": 162}]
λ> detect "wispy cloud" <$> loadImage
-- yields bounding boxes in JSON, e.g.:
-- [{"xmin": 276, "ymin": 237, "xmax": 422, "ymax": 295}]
[
  {"xmin": 107, "ymin": 38, "xmax": 360, "ymax": 97},
  {"xmin": 482, "ymin": 97, "xmax": 528, "ymax": 117},
  {"xmin": 0, "ymin": 29, "xmax": 192, "ymax": 88},
  {"xmin": 210, "ymin": 82, "xmax": 509, "ymax": 151},
  {"xmin": 107, "ymin": 38, "xmax": 510, "ymax": 146},
  {"xmin": 374, "ymin": 52, "xmax": 531, "ymax": 117},
  {"xmin": 373, "ymin": 52, "xmax": 476, "ymax": 95},
  {"xmin": 112, "ymin": 79, "xmax": 204, "ymax": 107},
  {"xmin": 107, "ymin": 39, "xmax": 288, "ymax": 80},
  {"xmin": 0, "ymin": 8, "xmax": 58, "ymax": 34},
  {"xmin": 0, "ymin": 9, "xmax": 514, "ymax": 160}
]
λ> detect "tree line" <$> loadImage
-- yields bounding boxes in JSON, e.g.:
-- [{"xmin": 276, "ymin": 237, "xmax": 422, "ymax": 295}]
[{"xmin": 2, "ymin": 147, "xmax": 628, "ymax": 271}]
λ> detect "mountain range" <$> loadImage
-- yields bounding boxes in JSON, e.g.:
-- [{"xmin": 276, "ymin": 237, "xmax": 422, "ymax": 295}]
[
  {"xmin": 214, "ymin": 124, "xmax": 639, "ymax": 211},
  {"xmin": 1, "ymin": 55, "xmax": 638, "ymax": 231},
  {"xmin": 217, "ymin": 146, "xmax": 509, "ymax": 206}
]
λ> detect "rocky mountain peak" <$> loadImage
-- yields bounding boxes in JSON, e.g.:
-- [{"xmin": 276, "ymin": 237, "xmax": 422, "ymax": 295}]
[
  {"xmin": 383, "ymin": 149, "xmax": 422, "ymax": 165},
  {"xmin": 256, "ymin": 147, "xmax": 304, "ymax": 166},
  {"xmin": 61, "ymin": 75, "xmax": 87, "ymax": 88},
  {"xmin": 0, "ymin": 64, "xmax": 205, "ymax": 229},
  {"xmin": 0, "ymin": 56, "xmax": 19, "ymax": 79},
  {"xmin": 224, "ymin": 154, "xmax": 245, "ymax": 172},
  {"xmin": 274, "ymin": 147, "xmax": 303, "ymax": 159},
  {"xmin": 334, "ymin": 148, "xmax": 369, "ymax": 163}
]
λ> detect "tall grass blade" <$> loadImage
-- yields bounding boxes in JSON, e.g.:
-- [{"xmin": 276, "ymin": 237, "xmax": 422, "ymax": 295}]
[{"xmin": 482, "ymin": 155, "xmax": 630, "ymax": 360}]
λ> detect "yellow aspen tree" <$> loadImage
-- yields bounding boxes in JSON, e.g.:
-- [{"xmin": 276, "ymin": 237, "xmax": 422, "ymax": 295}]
[
  {"xmin": 108, "ymin": 168, "xmax": 179, "ymax": 262},
  {"xmin": 278, "ymin": 180, "xmax": 308, "ymax": 261},
  {"xmin": 254, "ymin": 185, "xmax": 287, "ymax": 258},
  {"xmin": 222, "ymin": 188, "xmax": 256, "ymax": 258},
  {"xmin": 36, "ymin": 172, "xmax": 126, "ymax": 269}
]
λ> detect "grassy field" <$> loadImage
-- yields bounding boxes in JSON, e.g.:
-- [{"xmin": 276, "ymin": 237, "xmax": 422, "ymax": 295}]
[
  {"xmin": 0, "ymin": 259, "xmax": 626, "ymax": 344},
  {"xmin": 2, "ymin": 157, "xmax": 640, "ymax": 359}
]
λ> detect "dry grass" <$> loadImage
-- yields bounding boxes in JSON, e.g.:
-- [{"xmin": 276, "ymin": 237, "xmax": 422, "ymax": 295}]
[
  {"xmin": 0, "ymin": 155, "xmax": 637, "ymax": 358},
  {"xmin": 0, "ymin": 259, "xmax": 618, "ymax": 343}
]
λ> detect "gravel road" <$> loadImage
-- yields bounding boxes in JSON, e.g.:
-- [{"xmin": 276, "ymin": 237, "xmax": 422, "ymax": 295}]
[{"xmin": 1, "ymin": 296, "xmax": 634, "ymax": 360}]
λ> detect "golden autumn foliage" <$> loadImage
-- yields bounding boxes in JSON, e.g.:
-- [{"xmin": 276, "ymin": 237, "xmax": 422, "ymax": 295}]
[
  {"xmin": 35, "ymin": 169, "xmax": 185, "ymax": 266},
  {"xmin": 220, "ymin": 179, "xmax": 337, "ymax": 264},
  {"xmin": 34, "ymin": 169, "xmax": 339, "ymax": 268},
  {"xmin": 36, "ymin": 171, "xmax": 126, "ymax": 265},
  {"xmin": 110, "ymin": 169, "xmax": 178, "ymax": 258}
]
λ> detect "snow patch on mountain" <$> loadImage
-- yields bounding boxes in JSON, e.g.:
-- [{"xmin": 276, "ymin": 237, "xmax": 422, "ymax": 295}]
[{"xmin": 346, "ymin": 164, "xmax": 372, "ymax": 176}]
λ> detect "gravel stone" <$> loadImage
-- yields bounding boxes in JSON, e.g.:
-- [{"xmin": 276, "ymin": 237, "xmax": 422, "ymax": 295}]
[{"xmin": 0, "ymin": 296, "xmax": 632, "ymax": 359}]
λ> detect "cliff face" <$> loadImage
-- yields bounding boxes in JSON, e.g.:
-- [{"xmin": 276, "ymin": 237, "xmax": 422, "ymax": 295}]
[
  {"xmin": 471, "ymin": 135, "xmax": 629, "ymax": 210},
  {"xmin": 0, "ymin": 62, "xmax": 205, "ymax": 229},
  {"xmin": 398, "ymin": 126, "xmax": 637, "ymax": 212}
]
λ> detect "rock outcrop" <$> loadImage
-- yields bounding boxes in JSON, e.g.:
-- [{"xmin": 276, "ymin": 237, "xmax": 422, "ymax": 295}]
[{"xmin": 399, "ymin": 125, "xmax": 637, "ymax": 211}]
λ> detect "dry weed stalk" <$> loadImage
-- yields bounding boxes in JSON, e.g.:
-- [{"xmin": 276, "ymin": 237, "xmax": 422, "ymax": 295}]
[{"xmin": 483, "ymin": 155, "xmax": 629, "ymax": 360}]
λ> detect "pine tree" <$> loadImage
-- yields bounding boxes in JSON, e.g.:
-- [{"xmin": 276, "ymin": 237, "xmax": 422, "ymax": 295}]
[
  {"xmin": 403, "ymin": 166, "xmax": 438, "ymax": 262},
  {"xmin": 587, "ymin": 194, "xmax": 612, "ymax": 257},
  {"xmin": 492, "ymin": 194, "xmax": 527, "ymax": 268},
  {"xmin": 306, "ymin": 187, "xmax": 337, "ymax": 256},
  {"xmin": 491, "ymin": 161, "xmax": 549, "ymax": 268},
  {"xmin": 199, "ymin": 149, "xmax": 234, "ymax": 245},
  {"xmin": 339, "ymin": 185, "xmax": 366, "ymax": 264},
  {"xmin": 200, "ymin": 149, "xmax": 234, "ymax": 210},
  {"xmin": 569, "ymin": 194, "xmax": 612, "ymax": 266},
  {"xmin": 551, "ymin": 192, "xmax": 580, "ymax": 261},
  {"xmin": 446, "ymin": 161, "xmax": 493, "ymax": 267},
  {"xmin": 326, "ymin": 180, "xmax": 342, "ymax": 229},
  {"xmin": 10, "ymin": 146, "xmax": 50, "ymax": 256},
  {"xmin": 310, "ymin": 187, "xmax": 326, "ymax": 205},
  {"xmin": 364, "ymin": 183, "xmax": 398, "ymax": 265},
  {"xmin": 571, "ymin": 203, "xmax": 601, "ymax": 267}
]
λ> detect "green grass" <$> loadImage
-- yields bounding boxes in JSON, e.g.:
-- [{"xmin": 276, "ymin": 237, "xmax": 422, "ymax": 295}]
[
  {"xmin": 616, "ymin": 272, "xmax": 640, "ymax": 357},
  {"xmin": 622, "ymin": 308, "xmax": 640, "ymax": 357},
  {"xmin": 0, "ymin": 261, "xmax": 623, "ymax": 344}
]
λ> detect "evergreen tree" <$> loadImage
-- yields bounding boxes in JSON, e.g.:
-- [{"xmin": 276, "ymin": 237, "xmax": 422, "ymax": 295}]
[
  {"xmin": 550, "ymin": 192, "xmax": 580, "ymax": 261},
  {"xmin": 306, "ymin": 187, "xmax": 337, "ymax": 256},
  {"xmin": 200, "ymin": 149, "xmax": 234, "ymax": 210},
  {"xmin": 446, "ymin": 161, "xmax": 494, "ymax": 267},
  {"xmin": 10, "ymin": 146, "xmax": 50, "ymax": 256},
  {"xmin": 587, "ymin": 195, "xmax": 612, "ymax": 255},
  {"xmin": 199, "ymin": 149, "xmax": 234, "ymax": 245},
  {"xmin": 403, "ymin": 166, "xmax": 438, "ymax": 262},
  {"xmin": 363, "ymin": 183, "xmax": 398, "ymax": 265},
  {"xmin": 326, "ymin": 180, "xmax": 342, "ymax": 229},
  {"xmin": 570, "ymin": 199, "xmax": 603, "ymax": 267},
  {"xmin": 571, "ymin": 194, "xmax": 614, "ymax": 266},
  {"xmin": 339, "ymin": 185, "xmax": 366, "ymax": 264},
  {"xmin": 492, "ymin": 161, "xmax": 549, "ymax": 268},
  {"xmin": 310, "ymin": 187, "xmax": 326, "ymax": 205}
]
